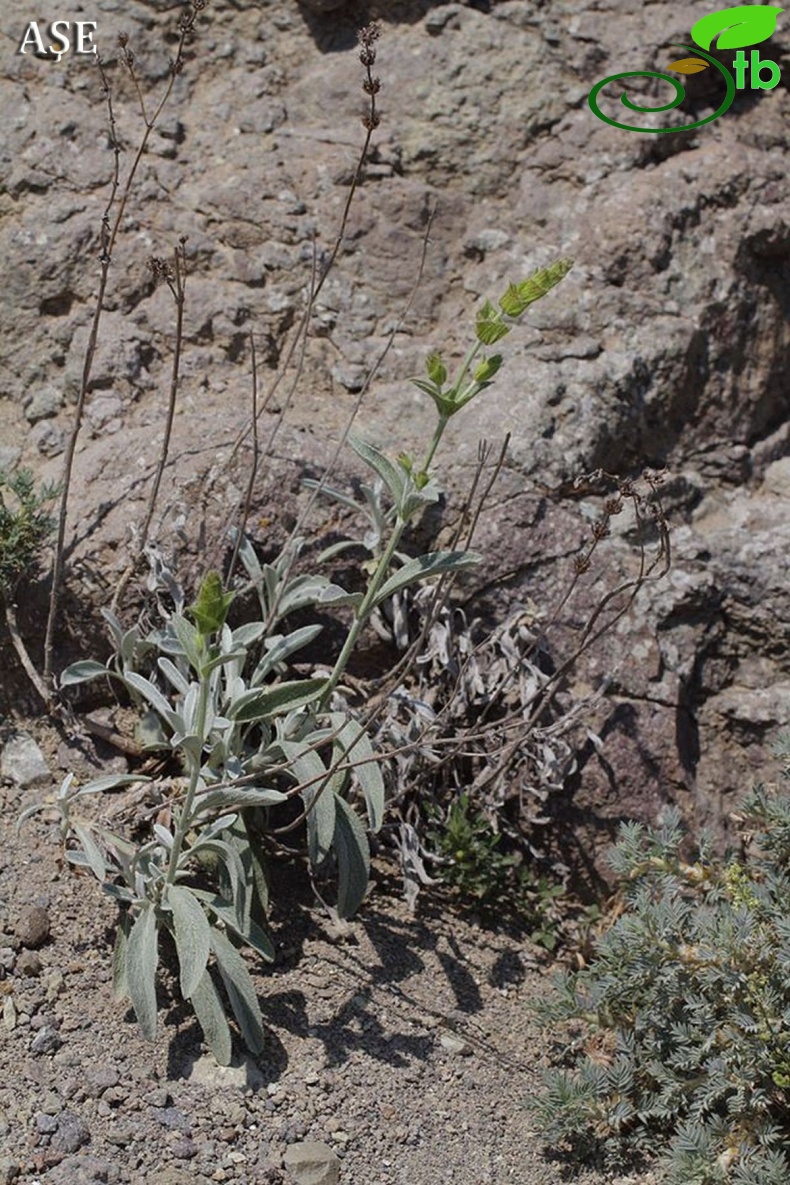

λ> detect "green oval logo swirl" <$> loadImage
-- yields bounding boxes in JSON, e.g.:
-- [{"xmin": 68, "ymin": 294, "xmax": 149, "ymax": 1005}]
[{"xmin": 588, "ymin": 45, "xmax": 736, "ymax": 132}]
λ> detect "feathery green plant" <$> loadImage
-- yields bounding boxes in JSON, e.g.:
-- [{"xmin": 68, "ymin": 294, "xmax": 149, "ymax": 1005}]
[
  {"xmin": 0, "ymin": 468, "xmax": 57, "ymax": 596},
  {"xmin": 531, "ymin": 728, "xmax": 790, "ymax": 1184},
  {"xmin": 0, "ymin": 467, "xmax": 58, "ymax": 707}
]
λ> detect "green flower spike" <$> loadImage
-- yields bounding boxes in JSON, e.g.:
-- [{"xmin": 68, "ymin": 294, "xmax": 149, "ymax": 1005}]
[{"xmin": 188, "ymin": 570, "xmax": 235, "ymax": 639}]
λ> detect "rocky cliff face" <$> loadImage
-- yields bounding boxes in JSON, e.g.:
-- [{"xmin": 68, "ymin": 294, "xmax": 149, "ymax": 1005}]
[{"xmin": 2, "ymin": 0, "xmax": 788, "ymax": 882}]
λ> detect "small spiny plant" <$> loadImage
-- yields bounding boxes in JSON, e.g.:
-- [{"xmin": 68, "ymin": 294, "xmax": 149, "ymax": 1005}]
[{"xmin": 531, "ymin": 728, "xmax": 790, "ymax": 1185}]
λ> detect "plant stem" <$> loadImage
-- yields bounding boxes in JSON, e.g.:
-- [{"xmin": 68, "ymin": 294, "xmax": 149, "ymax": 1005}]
[
  {"xmin": 319, "ymin": 414, "xmax": 452, "ymax": 710},
  {"xmin": 165, "ymin": 651, "xmax": 211, "ymax": 885},
  {"xmin": 421, "ymin": 416, "xmax": 447, "ymax": 474},
  {"xmin": 44, "ymin": 34, "xmax": 195, "ymax": 685},
  {"xmin": 111, "ymin": 244, "xmax": 187, "ymax": 615},
  {"xmin": 319, "ymin": 524, "xmax": 405, "ymax": 709}
]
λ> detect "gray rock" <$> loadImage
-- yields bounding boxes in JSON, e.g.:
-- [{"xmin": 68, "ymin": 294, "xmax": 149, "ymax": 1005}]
[
  {"xmin": 0, "ymin": 735, "xmax": 50, "ymax": 788},
  {"xmin": 23, "ymin": 385, "xmax": 62, "ymax": 423},
  {"xmin": 85, "ymin": 394, "xmax": 123, "ymax": 435},
  {"xmin": 31, "ymin": 1025, "xmax": 61, "ymax": 1055},
  {"xmin": 425, "ymin": 6, "xmax": 464, "ymax": 35},
  {"xmin": 152, "ymin": 1106, "xmax": 191, "ymax": 1132},
  {"xmin": 15, "ymin": 950, "xmax": 42, "ymax": 977},
  {"xmin": 85, "ymin": 1065, "xmax": 120, "ymax": 1093},
  {"xmin": 38, "ymin": 1156, "xmax": 109, "ymax": 1185},
  {"xmin": 763, "ymin": 457, "xmax": 790, "ymax": 498},
  {"xmin": 0, "ymin": 448, "xmax": 21, "ymax": 474},
  {"xmin": 184, "ymin": 1052, "xmax": 266, "ymax": 1090},
  {"xmin": 0, "ymin": 1157, "xmax": 20, "ymax": 1185},
  {"xmin": 14, "ymin": 904, "xmax": 51, "ymax": 948},
  {"xmin": 35, "ymin": 1111, "xmax": 59, "ymax": 1134},
  {"xmin": 439, "ymin": 1033, "xmax": 473, "ymax": 1056},
  {"xmin": 170, "ymin": 1136, "xmax": 197, "ymax": 1159},
  {"xmin": 2, "ymin": 998, "xmax": 16, "ymax": 1033},
  {"xmin": 282, "ymin": 1140, "xmax": 340, "ymax": 1185},
  {"xmin": 51, "ymin": 1109, "xmax": 91, "ymax": 1153},
  {"xmin": 30, "ymin": 420, "xmax": 65, "ymax": 457}
]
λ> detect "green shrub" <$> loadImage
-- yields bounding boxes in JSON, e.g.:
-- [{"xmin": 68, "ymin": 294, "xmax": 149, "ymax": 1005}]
[
  {"xmin": 425, "ymin": 790, "xmax": 565, "ymax": 946},
  {"xmin": 0, "ymin": 467, "xmax": 57, "ymax": 596},
  {"xmin": 531, "ymin": 729, "xmax": 790, "ymax": 1185}
]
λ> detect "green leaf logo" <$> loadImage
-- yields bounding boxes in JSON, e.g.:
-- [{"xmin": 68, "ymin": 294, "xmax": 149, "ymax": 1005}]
[{"xmin": 691, "ymin": 4, "xmax": 783, "ymax": 50}]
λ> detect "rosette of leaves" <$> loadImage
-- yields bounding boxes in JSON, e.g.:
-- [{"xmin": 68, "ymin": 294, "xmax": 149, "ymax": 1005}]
[{"xmin": 531, "ymin": 730, "xmax": 790, "ymax": 1184}]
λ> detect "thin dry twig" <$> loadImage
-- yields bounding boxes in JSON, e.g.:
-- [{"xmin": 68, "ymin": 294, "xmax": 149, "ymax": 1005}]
[
  {"xmin": 3, "ymin": 600, "xmax": 53, "ymax": 709},
  {"xmin": 111, "ymin": 241, "xmax": 189, "ymax": 614},
  {"xmin": 44, "ymin": 5, "xmax": 205, "ymax": 687},
  {"xmin": 222, "ymin": 23, "xmax": 384, "ymax": 478},
  {"xmin": 227, "ymin": 329, "xmax": 261, "ymax": 583}
]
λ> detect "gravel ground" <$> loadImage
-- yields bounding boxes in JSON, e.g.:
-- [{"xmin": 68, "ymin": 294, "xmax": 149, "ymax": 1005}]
[{"xmin": 0, "ymin": 722, "xmax": 660, "ymax": 1185}]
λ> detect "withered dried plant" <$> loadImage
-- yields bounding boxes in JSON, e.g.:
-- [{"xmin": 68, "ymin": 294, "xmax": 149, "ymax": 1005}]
[{"xmin": 43, "ymin": 0, "xmax": 208, "ymax": 687}]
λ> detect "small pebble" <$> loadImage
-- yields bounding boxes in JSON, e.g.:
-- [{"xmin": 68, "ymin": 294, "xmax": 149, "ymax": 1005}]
[
  {"xmin": 41, "ymin": 1091, "xmax": 62, "ymax": 1115},
  {"xmin": 36, "ymin": 1111, "xmax": 59, "ymax": 1135},
  {"xmin": 170, "ymin": 1136, "xmax": 198, "ymax": 1160},
  {"xmin": 52, "ymin": 1109, "xmax": 90, "ymax": 1153},
  {"xmin": 31, "ymin": 1025, "xmax": 61, "ymax": 1055},
  {"xmin": 0, "ymin": 1157, "xmax": 21, "ymax": 1185},
  {"xmin": 87, "ymin": 1066, "xmax": 121, "ymax": 1093},
  {"xmin": 14, "ymin": 906, "xmax": 51, "ymax": 950},
  {"xmin": 15, "ymin": 949, "xmax": 42, "ymax": 978},
  {"xmin": 439, "ymin": 1032, "xmax": 473, "ymax": 1056},
  {"xmin": 2, "ymin": 998, "xmax": 16, "ymax": 1031}
]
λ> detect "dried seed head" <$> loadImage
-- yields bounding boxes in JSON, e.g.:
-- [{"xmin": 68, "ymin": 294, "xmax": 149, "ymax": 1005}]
[
  {"xmin": 149, "ymin": 256, "xmax": 174, "ymax": 283},
  {"xmin": 359, "ymin": 22, "xmax": 381, "ymax": 54}
]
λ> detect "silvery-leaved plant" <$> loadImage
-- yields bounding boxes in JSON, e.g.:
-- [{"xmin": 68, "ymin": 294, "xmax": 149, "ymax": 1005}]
[
  {"xmin": 23, "ymin": 258, "xmax": 573, "ymax": 1065},
  {"xmin": 306, "ymin": 258, "xmax": 574, "ymax": 655}
]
